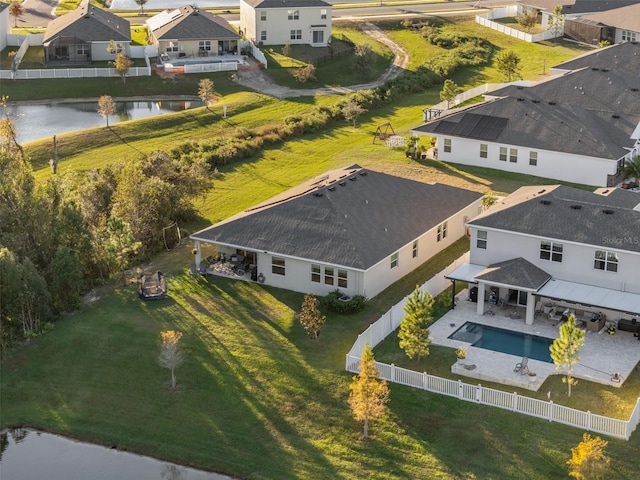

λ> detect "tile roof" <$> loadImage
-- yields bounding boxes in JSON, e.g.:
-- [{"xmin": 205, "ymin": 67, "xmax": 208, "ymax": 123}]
[
  {"xmin": 149, "ymin": 5, "xmax": 239, "ymax": 41},
  {"xmin": 191, "ymin": 165, "xmax": 482, "ymax": 270},
  {"xmin": 468, "ymin": 185, "xmax": 640, "ymax": 253},
  {"xmin": 242, "ymin": 0, "xmax": 331, "ymax": 8},
  {"xmin": 476, "ymin": 257, "xmax": 552, "ymax": 290},
  {"xmin": 43, "ymin": 4, "xmax": 130, "ymax": 44}
]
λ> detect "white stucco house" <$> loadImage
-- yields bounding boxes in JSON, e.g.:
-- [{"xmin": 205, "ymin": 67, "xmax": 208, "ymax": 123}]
[
  {"xmin": 411, "ymin": 42, "xmax": 640, "ymax": 187},
  {"xmin": 0, "ymin": 2, "xmax": 10, "ymax": 53},
  {"xmin": 239, "ymin": 0, "xmax": 332, "ymax": 46},
  {"xmin": 146, "ymin": 6, "xmax": 240, "ymax": 59},
  {"xmin": 446, "ymin": 185, "xmax": 640, "ymax": 329},
  {"xmin": 190, "ymin": 165, "xmax": 484, "ymax": 299},
  {"xmin": 42, "ymin": 4, "xmax": 131, "ymax": 65}
]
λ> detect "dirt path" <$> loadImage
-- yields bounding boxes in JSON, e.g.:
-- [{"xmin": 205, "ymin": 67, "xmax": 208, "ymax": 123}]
[{"xmin": 232, "ymin": 23, "xmax": 410, "ymax": 99}]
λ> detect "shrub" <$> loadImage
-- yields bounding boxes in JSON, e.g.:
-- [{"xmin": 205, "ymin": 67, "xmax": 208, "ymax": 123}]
[{"xmin": 322, "ymin": 290, "xmax": 368, "ymax": 315}]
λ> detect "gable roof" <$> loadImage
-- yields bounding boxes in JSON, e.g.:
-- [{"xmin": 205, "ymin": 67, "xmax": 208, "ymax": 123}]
[
  {"xmin": 148, "ymin": 5, "xmax": 240, "ymax": 41},
  {"xmin": 552, "ymin": 39, "xmax": 640, "ymax": 74},
  {"xmin": 191, "ymin": 165, "xmax": 482, "ymax": 270},
  {"xmin": 242, "ymin": 0, "xmax": 331, "ymax": 8},
  {"xmin": 0, "ymin": 2, "xmax": 9, "ymax": 13},
  {"xmin": 468, "ymin": 185, "xmax": 640, "ymax": 253},
  {"xmin": 43, "ymin": 4, "xmax": 130, "ymax": 44},
  {"xmin": 579, "ymin": 3, "xmax": 640, "ymax": 31},
  {"xmin": 521, "ymin": 0, "xmax": 640, "ymax": 15},
  {"xmin": 476, "ymin": 257, "xmax": 552, "ymax": 290}
]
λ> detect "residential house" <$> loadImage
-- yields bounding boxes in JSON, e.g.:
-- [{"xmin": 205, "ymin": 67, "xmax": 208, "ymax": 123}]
[
  {"xmin": 411, "ymin": 43, "xmax": 640, "ymax": 187},
  {"xmin": 0, "ymin": 2, "xmax": 9, "ymax": 52},
  {"xmin": 446, "ymin": 185, "xmax": 640, "ymax": 328},
  {"xmin": 563, "ymin": 3, "xmax": 640, "ymax": 45},
  {"xmin": 146, "ymin": 6, "xmax": 240, "ymax": 59},
  {"xmin": 239, "ymin": 0, "xmax": 332, "ymax": 46},
  {"xmin": 190, "ymin": 165, "xmax": 483, "ymax": 299},
  {"xmin": 42, "ymin": 4, "xmax": 131, "ymax": 65}
]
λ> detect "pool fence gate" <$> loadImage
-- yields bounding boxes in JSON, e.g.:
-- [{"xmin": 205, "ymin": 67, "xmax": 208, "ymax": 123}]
[{"xmin": 345, "ymin": 251, "xmax": 640, "ymax": 441}]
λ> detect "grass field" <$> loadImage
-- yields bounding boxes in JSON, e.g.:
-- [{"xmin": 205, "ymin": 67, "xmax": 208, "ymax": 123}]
[{"xmin": 3, "ymin": 17, "xmax": 638, "ymax": 480}]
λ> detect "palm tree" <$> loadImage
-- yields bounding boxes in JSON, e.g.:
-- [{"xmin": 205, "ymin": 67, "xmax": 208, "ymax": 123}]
[
  {"xmin": 622, "ymin": 156, "xmax": 640, "ymax": 187},
  {"xmin": 9, "ymin": 1, "xmax": 25, "ymax": 28}
]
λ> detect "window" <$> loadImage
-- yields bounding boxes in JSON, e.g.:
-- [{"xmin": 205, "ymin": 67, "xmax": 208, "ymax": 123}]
[
  {"xmin": 443, "ymin": 138, "xmax": 451, "ymax": 153},
  {"xmin": 594, "ymin": 250, "xmax": 618, "ymax": 272},
  {"xmin": 412, "ymin": 240, "xmax": 418, "ymax": 258},
  {"xmin": 324, "ymin": 267, "xmax": 334, "ymax": 285},
  {"xmin": 311, "ymin": 264, "xmax": 321, "ymax": 283},
  {"xmin": 260, "ymin": 10, "xmax": 266, "ymax": 21},
  {"xmin": 390, "ymin": 252, "xmax": 398, "ymax": 269},
  {"xmin": 338, "ymin": 269, "xmax": 348, "ymax": 288},
  {"xmin": 166, "ymin": 45, "xmax": 178, "ymax": 52},
  {"xmin": 529, "ymin": 151, "xmax": 537, "ymax": 166},
  {"xmin": 199, "ymin": 40, "xmax": 211, "ymax": 51},
  {"xmin": 477, "ymin": 230, "xmax": 487, "ymax": 249},
  {"xmin": 437, "ymin": 221, "xmax": 448, "ymax": 242},
  {"xmin": 260, "ymin": 31, "xmax": 267, "ymax": 41},
  {"xmin": 480, "ymin": 144, "xmax": 488, "ymax": 158},
  {"xmin": 288, "ymin": 10, "xmax": 299, "ymax": 20},
  {"xmin": 77, "ymin": 45, "xmax": 90, "ymax": 55},
  {"xmin": 272, "ymin": 257, "xmax": 285, "ymax": 275},
  {"xmin": 320, "ymin": 9, "xmax": 327, "ymax": 19},
  {"xmin": 290, "ymin": 30, "xmax": 302, "ymax": 40},
  {"xmin": 312, "ymin": 30, "xmax": 324, "ymax": 44},
  {"xmin": 621, "ymin": 30, "xmax": 637, "ymax": 42},
  {"xmin": 499, "ymin": 146, "xmax": 507, "ymax": 161},
  {"xmin": 509, "ymin": 148, "xmax": 518, "ymax": 163},
  {"xmin": 540, "ymin": 241, "xmax": 563, "ymax": 262}
]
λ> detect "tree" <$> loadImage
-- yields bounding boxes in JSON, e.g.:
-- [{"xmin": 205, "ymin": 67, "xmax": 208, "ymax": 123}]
[
  {"xmin": 517, "ymin": 9, "xmax": 538, "ymax": 33},
  {"xmin": 342, "ymin": 98, "xmax": 366, "ymax": 127},
  {"xmin": 567, "ymin": 433, "xmax": 609, "ymax": 480},
  {"xmin": 548, "ymin": 5, "xmax": 565, "ymax": 37},
  {"xmin": 8, "ymin": 1, "xmax": 24, "ymax": 28},
  {"xmin": 398, "ymin": 286, "xmax": 433, "ymax": 361},
  {"xmin": 159, "ymin": 330, "xmax": 186, "ymax": 391},
  {"xmin": 98, "ymin": 95, "xmax": 116, "ymax": 127},
  {"xmin": 292, "ymin": 64, "xmax": 315, "ymax": 84},
  {"xmin": 550, "ymin": 315, "xmax": 585, "ymax": 397},
  {"xmin": 622, "ymin": 156, "xmax": 640, "ymax": 187},
  {"xmin": 352, "ymin": 43, "xmax": 374, "ymax": 77},
  {"xmin": 134, "ymin": 0, "xmax": 148, "ymax": 15},
  {"xmin": 482, "ymin": 191, "xmax": 498, "ymax": 210},
  {"xmin": 297, "ymin": 293, "xmax": 326, "ymax": 339},
  {"xmin": 113, "ymin": 52, "xmax": 133, "ymax": 84},
  {"xmin": 439, "ymin": 79, "xmax": 461, "ymax": 109},
  {"xmin": 100, "ymin": 217, "xmax": 142, "ymax": 285},
  {"xmin": 197, "ymin": 78, "xmax": 215, "ymax": 109},
  {"xmin": 348, "ymin": 343, "xmax": 389, "ymax": 439},
  {"xmin": 495, "ymin": 50, "xmax": 523, "ymax": 82}
]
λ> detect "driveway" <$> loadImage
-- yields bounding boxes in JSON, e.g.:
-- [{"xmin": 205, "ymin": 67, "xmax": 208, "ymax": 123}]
[{"xmin": 232, "ymin": 23, "xmax": 410, "ymax": 99}]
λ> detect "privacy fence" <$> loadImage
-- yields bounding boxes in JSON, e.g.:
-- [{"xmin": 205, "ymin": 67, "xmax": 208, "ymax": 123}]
[
  {"xmin": 345, "ymin": 252, "xmax": 640, "ymax": 440},
  {"xmin": 476, "ymin": 6, "xmax": 560, "ymax": 43}
]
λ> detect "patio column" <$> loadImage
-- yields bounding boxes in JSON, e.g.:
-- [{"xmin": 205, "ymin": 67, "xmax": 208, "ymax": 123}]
[
  {"xmin": 450, "ymin": 279, "xmax": 456, "ymax": 309},
  {"xmin": 193, "ymin": 240, "xmax": 202, "ymax": 266},
  {"xmin": 525, "ymin": 292, "xmax": 535, "ymax": 325},
  {"xmin": 476, "ymin": 282, "xmax": 486, "ymax": 316}
]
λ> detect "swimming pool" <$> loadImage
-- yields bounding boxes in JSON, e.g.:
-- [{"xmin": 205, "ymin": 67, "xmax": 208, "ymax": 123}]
[{"xmin": 448, "ymin": 322, "xmax": 554, "ymax": 363}]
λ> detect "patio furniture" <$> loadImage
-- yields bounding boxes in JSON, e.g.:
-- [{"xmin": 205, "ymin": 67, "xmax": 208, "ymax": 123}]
[
  {"xmin": 198, "ymin": 260, "xmax": 209, "ymax": 275},
  {"xmin": 189, "ymin": 263, "xmax": 198, "ymax": 276},
  {"xmin": 514, "ymin": 357, "xmax": 529, "ymax": 375}
]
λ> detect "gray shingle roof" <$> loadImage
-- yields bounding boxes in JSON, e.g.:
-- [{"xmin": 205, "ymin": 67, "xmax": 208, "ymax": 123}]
[
  {"xmin": 553, "ymin": 41, "xmax": 640, "ymax": 74},
  {"xmin": 43, "ymin": 4, "xmax": 130, "ymax": 44},
  {"xmin": 476, "ymin": 257, "xmax": 552, "ymax": 290},
  {"xmin": 191, "ymin": 165, "xmax": 482, "ymax": 270},
  {"xmin": 468, "ymin": 185, "xmax": 640, "ymax": 253},
  {"xmin": 242, "ymin": 0, "xmax": 331, "ymax": 8},
  {"xmin": 521, "ymin": 0, "xmax": 640, "ymax": 14},
  {"xmin": 579, "ymin": 3, "xmax": 640, "ymax": 31},
  {"xmin": 0, "ymin": 2, "xmax": 9, "ymax": 13},
  {"xmin": 150, "ymin": 6, "xmax": 239, "ymax": 41}
]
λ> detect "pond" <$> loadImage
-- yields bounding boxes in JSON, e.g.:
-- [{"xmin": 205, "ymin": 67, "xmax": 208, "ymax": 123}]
[
  {"xmin": 7, "ymin": 100, "xmax": 204, "ymax": 145},
  {"xmin": 0, "ymin": 428, "xmax": 236, "ymax": 480}
]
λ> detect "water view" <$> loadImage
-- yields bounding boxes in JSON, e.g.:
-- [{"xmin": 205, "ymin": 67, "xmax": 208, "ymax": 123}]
[
  {"xmin": 8, "ymin": 100, "xmax": 203, "ymax": 144},
  {"xmin": 0, "ymin": 429, "xmax": 235, "ymax": 480}
]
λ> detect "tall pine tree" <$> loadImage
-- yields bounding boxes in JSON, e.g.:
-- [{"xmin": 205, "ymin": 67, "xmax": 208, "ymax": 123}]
[
  {"xmin": 398, "ymin": 286, "xmax": 434, "ymax": 361},
  {"xmin": 550, "ymin": 315, "xmax": 585, "ymax": 397}
]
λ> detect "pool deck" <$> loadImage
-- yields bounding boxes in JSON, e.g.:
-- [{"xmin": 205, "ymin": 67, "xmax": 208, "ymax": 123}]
[{"xmin": 431, "ymin": 290, "xmax": 640, "ymax": 391}]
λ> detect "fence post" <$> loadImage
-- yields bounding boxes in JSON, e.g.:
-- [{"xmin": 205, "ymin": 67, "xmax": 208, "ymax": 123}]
[
  {"xmin": 423, "ymin": 372, "xmax": 427, "ymax": 390},
  {"xmin": 391, "ymin": 364, "xmax": 396, "ymax": 382},
  {"xmin": 587, "ymin": 411, "xmax": 591, "ymax": 431},
  {"xmin": 513, "ymin": 392, "xmax": 518, "ymax": 412},
  {"xmin": 458, "ymin": 380, "xmax": 464, "ymax": 399},
  {"xmin": 476, "ymin": 384, "xmax": 481, "ymax": 402},
  {"xmin": 548, "ymin": 400, "xmax": 554, "ymax": 421}
]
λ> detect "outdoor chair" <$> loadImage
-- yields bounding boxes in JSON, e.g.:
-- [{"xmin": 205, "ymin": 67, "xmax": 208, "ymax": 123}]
[
  {"xmin": 514, "ymin": 357, "xmax": 529, "ymax": 375},
  {"xmin": 189, "ymin": 263, "xmax": 198, "ymax": 276},
  {"xmin": 198, "ymin": 261, "xmax": 209, "ymax": 276}
]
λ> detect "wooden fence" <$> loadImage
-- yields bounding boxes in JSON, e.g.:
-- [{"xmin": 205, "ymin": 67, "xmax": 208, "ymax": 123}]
[{"xmin": 345, "ymin": 252, "xmax": 640, "ymax": 440}]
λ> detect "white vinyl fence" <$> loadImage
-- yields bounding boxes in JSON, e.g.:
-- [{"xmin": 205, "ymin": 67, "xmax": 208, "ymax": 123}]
[
  {"xmin": 1, "ymin": 65, "xmax": 151, "ymax": 80},
  {"xmin": 345, "ymin": 252, "xmax": 640, "ymax": 440},
  {"xmin": 476, "ymin": 7, "xmax": 560, "ymax": 43},
  {"xmin": 184, "ymin": 62, "xmax": 239, "ymax": 74}
]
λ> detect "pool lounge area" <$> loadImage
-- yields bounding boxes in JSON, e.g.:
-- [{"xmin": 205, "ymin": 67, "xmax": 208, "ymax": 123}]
[{"xmin": 431, "ymin": 290, "xmax": 640, "ymax": 391}]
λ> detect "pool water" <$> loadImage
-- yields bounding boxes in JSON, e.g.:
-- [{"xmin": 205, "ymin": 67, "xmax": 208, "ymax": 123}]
[{"xmin": 449, "ymin": 322, "xmax": 554, "ymax": 363}]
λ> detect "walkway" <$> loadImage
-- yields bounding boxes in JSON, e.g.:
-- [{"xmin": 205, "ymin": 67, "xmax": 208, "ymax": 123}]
[{"xmin": 431, "ymin": 290, "xmax": 640, "ymax": 391}]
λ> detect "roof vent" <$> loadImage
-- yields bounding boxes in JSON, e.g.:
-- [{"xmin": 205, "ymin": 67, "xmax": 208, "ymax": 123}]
[
  {"xmin": 602, "ymin": 209, "xmax": 614, "ymax": 215},
  {"xmin": 532, "ymin": 99, "xmax": 540, "ymax": 103},
  {"xmin": 612, "ymin": 114, "xmax": 620, "ymax": 119},
  {"xmin": 328, "ymin": 185, "xmax": 335, "ymax": 191},
  {"xmin": 601, "ymin": 68, "xmax": 609, "ymax": 72},
  {"xmin": 591, "ymin": 67, "xmax": 599, "ymax": 71},
  {"xmin": 537, "ymin": 189, "xmax": 546, "ymax": 194},
  {"xmin": 359, "ymin": 170, "xmax": 367, "ymax": 176},
  {"xmin": 516, "ymin": 86, "xmax": 523, "ymax": 89},
  {"xmin": 548, "ymin": 101, "xmax": 556, "ymax": 105},
  {"xmin": 540, "ymin": 200, "xmax": 551, "ymax": 205},
  {"xmin": 570, "ymin": 205, "xmax": 582, "ymax": 210},
  {"xmin": 349, "ymin": 176, "xmax": 357, "ymax": 181},
  {"xmin": 313, "ymin": 192, "xmax": 323, "ymax": 197},
  {"xmin": 339, "ymin": 181, "xmax": 346, "ymax": 186},
  {"xmin": 631, "ymin": 88, "xmax": 639, "ymax": 92}
]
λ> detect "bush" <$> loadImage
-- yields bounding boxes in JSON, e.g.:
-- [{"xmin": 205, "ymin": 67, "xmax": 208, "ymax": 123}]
[{"xmin": 322, "ymin": 290, "xmax": 368, "ymax": 315}]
